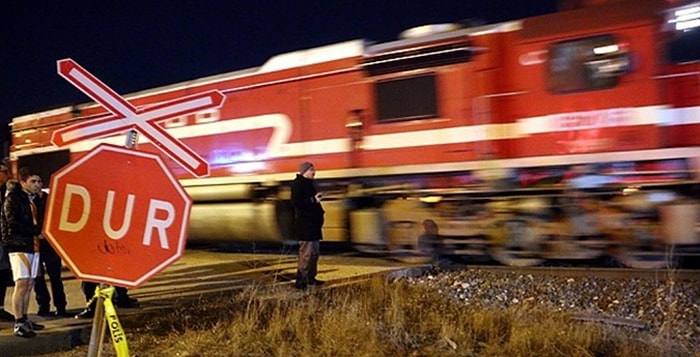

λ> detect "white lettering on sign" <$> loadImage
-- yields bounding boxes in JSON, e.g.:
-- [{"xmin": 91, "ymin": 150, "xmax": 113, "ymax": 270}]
[
  {"xmin": 143, "ymin": 200, "xmax": 175, "ymax": 249},
  {"xmin": 59, "ymin": 184, "xmax": 90, "ymax": 232},
  {"xmin": 104, "ymin": 191, "xmax": 134, "ymax": 240},
  {"xmin": 57, "ymin": 183, "xmax": 175, "ymax": 249}
]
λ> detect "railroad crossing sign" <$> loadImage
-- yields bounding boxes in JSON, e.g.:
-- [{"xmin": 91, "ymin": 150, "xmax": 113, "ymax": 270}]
[
  {"xmin": 43, "ymin": 144, "xmax": 192, "ymax": 288},
  {"xmin": 52, "ymin": 59, "xmax": 224, "ymax": 177}
]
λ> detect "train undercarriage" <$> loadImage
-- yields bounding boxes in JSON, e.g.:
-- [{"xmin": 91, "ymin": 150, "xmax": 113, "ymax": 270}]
[{"xmin": 186, "ymin": 178, "xmax": 700, "ymax": 270}]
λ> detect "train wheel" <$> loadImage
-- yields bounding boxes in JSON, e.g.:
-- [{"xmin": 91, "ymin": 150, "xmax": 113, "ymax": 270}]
[
  {"xmin": 614, "ymin": 247, "xmax": 675, "ymax": 269},
  {"xmin": 488, "ymin": 218, "xmax": 545, "ymax": 267},
  {"xmin": 386, "ymin": 220, "xmax": 432, "ymax": 264},
  {"xmin": 613, "ymin": 221, "xmax": 677, "ymax": 269},
  {"xmin": 614, "ymin": 245, "xmax": 676, "ymax": 269}
]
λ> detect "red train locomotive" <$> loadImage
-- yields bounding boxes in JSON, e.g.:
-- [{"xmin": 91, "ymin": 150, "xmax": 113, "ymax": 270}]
[{"xmin": 9, "ymin": 0, "xmax": 699, "ymax": 268}]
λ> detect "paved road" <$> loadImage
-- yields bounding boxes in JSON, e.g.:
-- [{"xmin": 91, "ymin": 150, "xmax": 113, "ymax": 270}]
[{"xmin": 0, "ymin": 248, "xmax": 424, "ymax": 356}]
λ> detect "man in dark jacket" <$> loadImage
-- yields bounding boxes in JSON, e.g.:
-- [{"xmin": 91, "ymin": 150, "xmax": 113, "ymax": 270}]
[
  {"xmin": 291, "ymin": 161, "xmax": 325, "ymax": 290},
  {"xmin": 1, "ymin": 167, "xmax": 45, "ymax": 337}
]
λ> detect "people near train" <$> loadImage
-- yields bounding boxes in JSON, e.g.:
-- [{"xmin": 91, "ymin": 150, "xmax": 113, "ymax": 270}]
[
  {"xmin": 75, "ymin": 281, "xmax": 140, "ymax": 319},
  {"xmin": 0, "ymin": 161, "xmax": 15, "ymax": 322},
  {"xmin": 417, "ymin": 219, "xmax": 444, "ymax": 264},
  {"xmin": 291, "ymin": 161, "xmax": 325, "ymax": 290},
  {"xmin": 32, "ymin": 178, "xmax": 69, "ymax": 318},
  {"xmin": 1, "ymin": 167, "xmax": 45, "ymax": 337}
]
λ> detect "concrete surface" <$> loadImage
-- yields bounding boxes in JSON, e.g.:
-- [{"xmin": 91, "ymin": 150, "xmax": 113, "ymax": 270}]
[{"xmin": 0, "ymin": 249, "xmax": 423, "ymax": 356}]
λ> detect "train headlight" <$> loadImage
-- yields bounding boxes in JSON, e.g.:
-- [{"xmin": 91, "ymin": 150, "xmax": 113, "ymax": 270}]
[
  {"xmin": 622, "ymin": 186, "xmax": 640, "ymax": 195},
  {"xmin": 420, "ymin": 196, "xmax": 442, "ymax": 204}
]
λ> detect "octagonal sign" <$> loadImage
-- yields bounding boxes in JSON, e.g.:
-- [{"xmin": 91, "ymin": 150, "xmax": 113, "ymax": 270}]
[{"xmin": 43, "ymin": 143, "xmax": 192, "ymax": 288}]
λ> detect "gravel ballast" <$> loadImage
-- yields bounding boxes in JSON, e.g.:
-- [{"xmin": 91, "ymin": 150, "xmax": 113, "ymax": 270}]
[{"xmin": 400, "ymin": 266, "xmax": 699, "ymax": 351}]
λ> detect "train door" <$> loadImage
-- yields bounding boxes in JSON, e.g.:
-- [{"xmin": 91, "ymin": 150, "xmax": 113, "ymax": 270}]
[{"xmin": 304, "ymin": 75, "xmax": 371, "ymax": 170}]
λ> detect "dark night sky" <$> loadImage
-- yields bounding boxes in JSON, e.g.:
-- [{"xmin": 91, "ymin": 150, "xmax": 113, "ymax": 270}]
[{"xmin": 1, "ymin": 1, "xmax": 557, "ymax": 128}]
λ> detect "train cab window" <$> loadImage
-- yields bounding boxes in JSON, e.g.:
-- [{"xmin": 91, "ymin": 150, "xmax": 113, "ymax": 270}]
[
  {"xmin": 376, "ymin": 74, "xmax": 437, "ymax": 122},
  {"xmin": 665, "ymin": 2, "xmax": 700, "ymax": 63},
  {"xmin": 547, "ymin": 34, "xmax": 631, "ymax": 94},
  {"xmin": 667, "ymin": 30, "xmax": 700, "ymax": 63}
]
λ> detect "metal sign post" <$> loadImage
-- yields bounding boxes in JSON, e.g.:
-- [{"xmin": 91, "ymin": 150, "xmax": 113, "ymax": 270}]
[{"xmin": 87, "ymin": 284, "xmax": 108, "ymax": 357}]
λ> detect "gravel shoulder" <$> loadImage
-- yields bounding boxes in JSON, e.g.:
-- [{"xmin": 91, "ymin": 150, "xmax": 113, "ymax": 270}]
[{"xmin": 401, "ymin": 264, "xmax": 699, "ymax": 350}]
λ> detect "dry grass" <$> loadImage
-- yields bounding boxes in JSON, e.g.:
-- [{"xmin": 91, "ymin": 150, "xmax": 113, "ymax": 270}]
[{"xmin": 50, "ymin": 277, "xmax": 686, "ymax": 357}]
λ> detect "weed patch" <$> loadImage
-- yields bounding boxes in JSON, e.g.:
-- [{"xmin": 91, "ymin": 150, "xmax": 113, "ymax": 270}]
[{"xmin": 46, "ymin": 277, "xmax": 690, "ymax": 356}]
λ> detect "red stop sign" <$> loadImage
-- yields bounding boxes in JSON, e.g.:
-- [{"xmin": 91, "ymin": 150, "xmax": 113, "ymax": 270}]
[{"xmin": 43, "ymin": 144, "xmax": 192, "ymax": 288}]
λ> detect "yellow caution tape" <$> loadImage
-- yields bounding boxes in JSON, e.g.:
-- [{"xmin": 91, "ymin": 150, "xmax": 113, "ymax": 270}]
[{"xmin": 88, "ymin": 286, "xmax": 130, "ymax": 357}]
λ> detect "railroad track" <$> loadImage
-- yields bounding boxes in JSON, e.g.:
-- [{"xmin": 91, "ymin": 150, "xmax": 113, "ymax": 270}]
[{"xmin": 452, "ymin": 264, "xmax": 700, "ymax": 281}]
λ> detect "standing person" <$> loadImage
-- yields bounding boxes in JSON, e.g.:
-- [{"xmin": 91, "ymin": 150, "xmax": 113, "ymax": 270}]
[
  {"xmin": 1, "ymin": 167, "xmax": 45, "ymax": 337},
  {"xmin": 33, "ymin": 179, "xmax": 68, "ymax": 318},
  {"xmin": 0, "ymin": 161, "xmax": 15, "ymax": 322},
  {"xmin": 291, "ymin": 161, "xmax": 325, "ymax": 290}
]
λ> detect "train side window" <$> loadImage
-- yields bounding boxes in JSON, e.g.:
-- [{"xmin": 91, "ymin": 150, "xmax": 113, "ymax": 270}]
[
  {"xmin": 547, "ymin": 34, "xmax": 631, "ymax": 94},
  {"xmin": 666, "ymin": 29, "xmax": 700, "ymax": 63},
  {"xmin": 375, "ymin": 74, "xmax": 437, "ymax": 122},
  {"xmin": 664, "ymin": 2, "xmax": 700, "ymax": 63}
]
